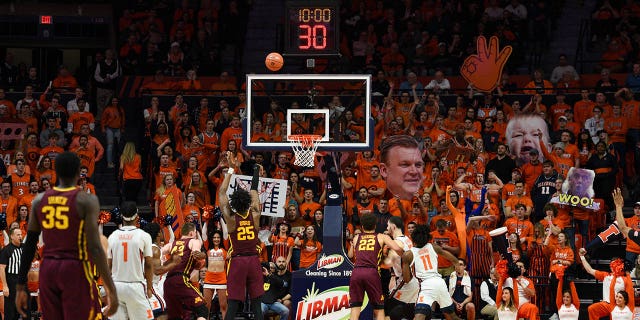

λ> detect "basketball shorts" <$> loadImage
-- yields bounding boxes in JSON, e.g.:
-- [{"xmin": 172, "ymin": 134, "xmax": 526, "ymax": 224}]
[
  {"xmin": 416, "ymin": 276, "xmax": 453, "ymax": 308},
  {"xmin": 226, "ymin": 255, "xmax": 263, "ymax": 301},
  {"xmin": 349, "ymin": 267, "xmax": 384, "ymax": 309},
  {"xmin": 112, "ymin": 282, "xmax": 153, "ymax": 320}
]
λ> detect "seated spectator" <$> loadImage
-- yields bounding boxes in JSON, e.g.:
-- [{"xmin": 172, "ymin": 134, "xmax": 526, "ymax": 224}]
[
  {"xmin": 209, "ymin": 71, "xmax": 238, "ymax": 96},
  {"xmin": 399, "ymin": 71, "xmax": 424, "ymax": 95},
  {"xmin": 166, "ymin": 42, "xmax": 186, "ymax": 76},
  {"xmin": 595, "ymin": 68, "xmax": 620, "ymax": 93},
  {"xmin": 449, "ymin": 259, "xmax": 475, "ymax": 320},
  {"xmin": 425, "ymin": 70, "xmax": 451, "ymax": 94},
  {"xmin": 625, "ymin": 62, "xmax": 640, "ymax": 92},
  {"xmin": 261, "ymin": 261, "xmax": 289, "ymax": 319},
  {"xmin": 273, "ymin": 256, "xmax": 292, "ymax": 310},
  {"xmin": 480, "ymin": 268, "xmax": 499, "ymax": 319},
  {"xmin": 381, "ymin": 43, "xmax": 405, "ymax": 77},
  {"xmin": 180, "ymin": 69, "xmax": 202, "ymax": 94},
  {"xmin": 556, "ymin": 70, "xmax": 582, "ymax": 93},
  {"xmin": 524, "ymin": 69, "xmax": 553, "ymax": 95},
  {"xmin": 550, "ymin": 54, "xmax": 580, "ymax": 84},
  {"xmin": 599, "ymin": 41, "xmax": 627, "ymax": 73},
  {"xmin": 52, "ymin": 65, "xmax": 78, "ymax": 92}
]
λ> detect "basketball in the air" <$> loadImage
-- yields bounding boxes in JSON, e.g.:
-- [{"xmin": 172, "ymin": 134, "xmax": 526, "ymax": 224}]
[{"xmin": 265, "ymin": 52, "xmax": 284, "ymax": 71}]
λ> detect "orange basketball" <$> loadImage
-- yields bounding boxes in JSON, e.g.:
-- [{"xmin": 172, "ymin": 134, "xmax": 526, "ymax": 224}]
[{"xmin": 265, "ymin": 52, "xmax": 284, "ymax": 71}]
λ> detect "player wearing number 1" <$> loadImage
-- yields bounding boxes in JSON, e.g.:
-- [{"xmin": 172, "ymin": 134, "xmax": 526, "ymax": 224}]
[
  {"xmin": 107, "ymin": 201, "xmax": 154, "ymax": 320},
  {"xmin": 347, "ymin": 213, "xmax": 403, "ymax": 320},
  {"xmin": 218, "ymin": 152, "xmax": 263, "ymax": 320},
  {"xmin": 402, "ymin": 224, "xmax": 461, "ymax": 320},
  {"xmin": 16, "ymin": 152, "xmax": 119, "ymax": 319}
]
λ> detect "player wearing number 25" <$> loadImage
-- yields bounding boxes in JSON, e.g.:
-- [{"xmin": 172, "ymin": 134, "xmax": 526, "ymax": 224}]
[
  {"xmin": 16, "ymin": 152, "xmax": 119, "ymax": 319},
  {"xmin": 347, "ymin": 214, "xmax": 403, "ymax": 320},
  {"xmin": 218, "ymin": 155, "xmax": 264, "ymax": 320}
]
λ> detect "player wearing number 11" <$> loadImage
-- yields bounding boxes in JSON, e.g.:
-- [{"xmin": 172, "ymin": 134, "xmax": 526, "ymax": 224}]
[
  {"xmin": 402, "ymin": 224, "xmax": 462, "ymax": 320},
  {"xmin": 16, "ymin": 152, "xmax": 119, "ymax": 319},
  {"xmin": 219, "ymin": 153, "xmax": 263, "ymax": 320}
]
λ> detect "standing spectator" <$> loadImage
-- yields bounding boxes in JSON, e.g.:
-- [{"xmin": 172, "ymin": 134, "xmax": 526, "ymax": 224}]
[
  {"xmin": 94, "ymin": 49, "xmax": 121, "ymax": 120},
  {"xmin": 1, "ymin": 52, "xmax": 18, "ymax": 89},
  {"xmin": 101, "ymin": 97, "xmax": 125, "ymax": 168},
  {"xmin": 382, "ymin": 43, "xmax": 405, "ymax": 77},
  {"xmin": 531, "ymin": 162, "xmax": 559, "ymax": 221},
  {"xmin": 294, "ymin": 225, "xmax": 322, "ymax": 269},
  {"xmin": 586, "ymin": 141, "xmax": 618, "ymax": 209},
  {"xmin": 0, "ymin": 227, "xmax": 22, "ymax": 320},
  {"xmin": 431, "ymin": 219, "xmax": 460, "ymax": 277},
  {"xmin": 19, "ymin": 66, "xmax": 43, "ymax": 91},
  {"xmin": 485, "ymin": 143, "xmax": 517, "ymax": 186},
  {"xmin": 550, "ymin": 54, "xmax": 580, "ymax": 84},
  {"xmin": 120, "ymin": 142, "xmax": 143, "ymax": 202},
  {"xmin": 449, "ymin": 258, "xmax": 475, "ymax": 320}
]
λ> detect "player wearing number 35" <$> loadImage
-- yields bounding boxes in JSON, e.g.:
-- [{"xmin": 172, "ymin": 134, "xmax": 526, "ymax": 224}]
[
  {"xmin": 218, "ymin": 153, "xmax": 264, "ymax": 320},
  {"xmin": 16, "ymin": 152, "xmax": 119, "ymax": 319}
]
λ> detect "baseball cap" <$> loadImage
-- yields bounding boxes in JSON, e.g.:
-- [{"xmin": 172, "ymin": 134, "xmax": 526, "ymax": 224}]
[
  {"xmin": 635, "ymin": 202, "xmax": 640, "ymax": 208},
  {"xmin": 554, "ymin": 142, "xmax": 565, "ymax": 150},
  {"xmin": 558, "ymin": 116, "xmax": 568, "ymax": 121}
]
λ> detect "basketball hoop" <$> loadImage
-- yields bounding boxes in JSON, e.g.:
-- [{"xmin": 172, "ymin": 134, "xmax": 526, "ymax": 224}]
[{"xmin": 288, "ymin": 134, "xmax": 323, "ymax": 167}]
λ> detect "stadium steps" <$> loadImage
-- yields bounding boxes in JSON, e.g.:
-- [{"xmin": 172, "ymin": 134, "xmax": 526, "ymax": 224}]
[
  {"xmin": 540, "ymin": 0, "xmax": 597, "ymax": 71},
  {"xmin": 242, "ymin": 0, "xmax": 285, "ymax": 73}
]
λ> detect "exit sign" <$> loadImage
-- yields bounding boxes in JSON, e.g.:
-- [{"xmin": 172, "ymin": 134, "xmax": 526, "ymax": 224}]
[{"xmin": 40, "ymin": 15, "xmax": 52, "ymax": 24}]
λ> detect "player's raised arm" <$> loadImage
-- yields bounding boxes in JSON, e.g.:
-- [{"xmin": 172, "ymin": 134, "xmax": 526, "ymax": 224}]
[
  {"xmin": 218, "ymin": 153, "xmax": 234, "ymax": 226},
  {"xmin": 250, "ymin": 164, "xmax": 262, "ymax": 226}
]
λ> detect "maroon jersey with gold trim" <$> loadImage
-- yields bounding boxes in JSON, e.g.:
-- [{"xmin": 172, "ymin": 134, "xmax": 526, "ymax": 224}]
[
  {"xmin": 353, "ymin": 232, "xmax": 382, "ymax": 268},
  {"xmin": 35, "ymin": 187, "xmax": 87, "ymax": 260},
  {"xmin": 229, "ymin": 212, "xmax": 260, "ymax": 257}
]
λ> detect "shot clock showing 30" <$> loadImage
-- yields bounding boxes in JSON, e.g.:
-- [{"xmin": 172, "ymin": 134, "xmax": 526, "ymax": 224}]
[{"xmin": 285, "ymin": 0, "xmax": 339, "ymax": 56}]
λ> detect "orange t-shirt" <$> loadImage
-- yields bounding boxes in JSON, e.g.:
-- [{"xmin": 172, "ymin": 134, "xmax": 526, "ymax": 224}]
[
  {"xmin": 430, "ymin": 230, "xmax": 459, "ymax": 268},
  {"xmin": 299, "ymin": 239, "xmax": 323, "ymax": 269},
  {"xmin": 122, "ymin": 155, "xmax": 143, "ymax": 180}
]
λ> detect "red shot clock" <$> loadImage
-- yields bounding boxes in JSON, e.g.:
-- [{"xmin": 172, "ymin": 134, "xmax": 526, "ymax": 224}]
[{"xmin": 284, "ymin": 0, "xmax": 340, "ymax": 56}]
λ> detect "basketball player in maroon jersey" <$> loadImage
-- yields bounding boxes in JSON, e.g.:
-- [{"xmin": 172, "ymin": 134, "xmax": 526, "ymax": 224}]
[
  {"xmin": 163, "ymin": 222, "xmax": 208, "ymax": 319},
  {"xmin": 347, "ymin": 213, "xmax": 403, "ymax": 320},
  {"xmin": 219, "ymin": 151, "xmax": 263, "ymax": 320},
  {"xmin": 16, "ymin": 152, "xmax": 118, "ymax": 318}
]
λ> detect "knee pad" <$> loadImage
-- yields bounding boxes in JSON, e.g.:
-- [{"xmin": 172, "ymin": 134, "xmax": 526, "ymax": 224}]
[
  {"xmin": 415, "ymin": 303, "xmax": 432, "ymax": 319},
  {"xmin": 193, "ymin": 304, "xmax": 209, "ymax": 318}
]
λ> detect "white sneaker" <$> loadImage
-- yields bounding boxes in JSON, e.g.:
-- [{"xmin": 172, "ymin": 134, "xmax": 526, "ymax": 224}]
[{"xmin": 549, "ymin": 313, "xmax": 559, "ymax": 320}]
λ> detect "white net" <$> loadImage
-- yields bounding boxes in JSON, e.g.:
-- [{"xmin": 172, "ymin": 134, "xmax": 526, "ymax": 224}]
[{"xmin": 289, "ymin": 135, "xmax": 322, "ymax": 167}]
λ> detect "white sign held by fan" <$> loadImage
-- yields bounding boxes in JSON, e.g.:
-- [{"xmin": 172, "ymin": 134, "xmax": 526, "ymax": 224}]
[{"xmin": 226, "ymin": 174, "xmax": 288, "ymax": 217}]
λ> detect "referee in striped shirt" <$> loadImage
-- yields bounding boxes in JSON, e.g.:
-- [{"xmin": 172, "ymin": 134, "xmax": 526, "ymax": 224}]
[{"xmin": 0, "ymin": 227, "xmax": 23, "ymax": 320}]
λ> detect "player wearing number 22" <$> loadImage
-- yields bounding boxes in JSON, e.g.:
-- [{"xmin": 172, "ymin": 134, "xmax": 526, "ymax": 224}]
[
  {"xmin": 218, "ymin": 160, "xmax": 264, "ymax": 320},
  {"xmin": 348, "ymin": 213, "xmax": 403, "ymax": 320},
  {"xmin": 402, "ymin": 224, "xmax": 462, "ymax": 320},
  {"xmin": 107, "ymin": 201, "xmax": 154, "ymax": 320},
  {"xmin": 16, "ymin": 152, "xmax": 119, "ymax": 319}
]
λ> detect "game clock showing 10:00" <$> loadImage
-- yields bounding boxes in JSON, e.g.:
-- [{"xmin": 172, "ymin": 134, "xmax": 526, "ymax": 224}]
[{"xmin": 285, "ymin": 1, "xmax": 339, "ymax": 55}]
